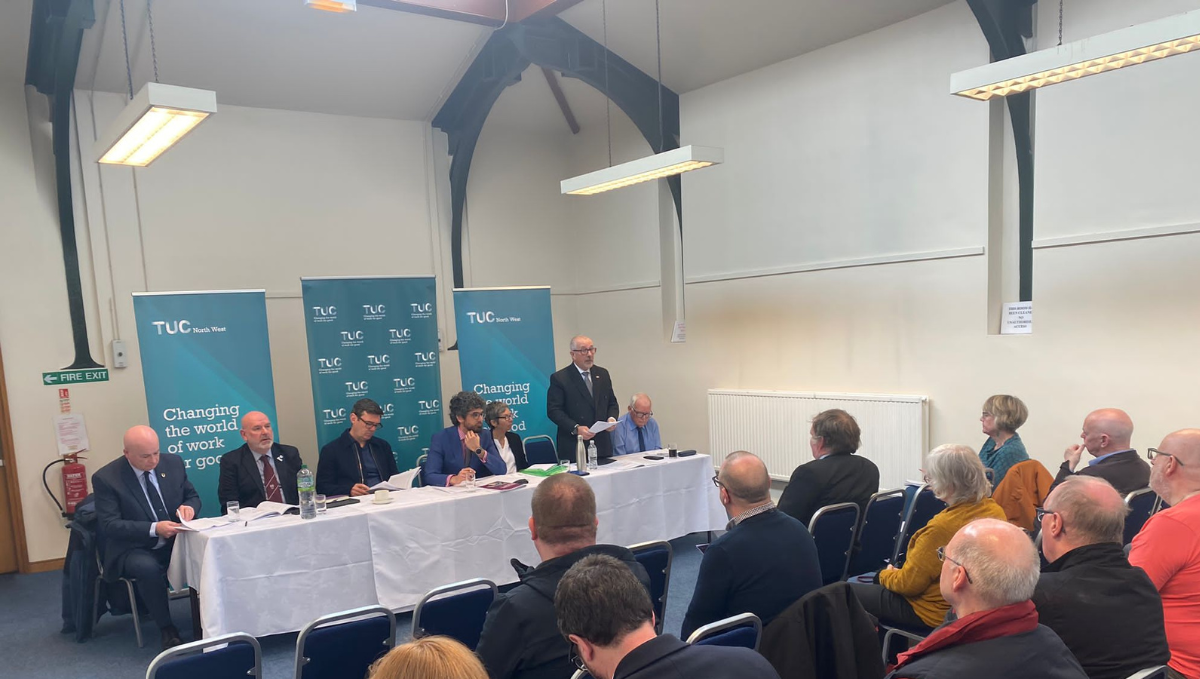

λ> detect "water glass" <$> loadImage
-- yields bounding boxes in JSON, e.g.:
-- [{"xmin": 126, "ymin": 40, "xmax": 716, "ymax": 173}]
[
  {"xmin": 315, "ymin": 494, "xmax": 327, "ymax": 514},
  {"xmin": 226, "ymin": 500, "xmax": 240, "ymax": 521},
  {"xmin": 668, "ymin": 443, "xmax": 679, "ymax": 458}
]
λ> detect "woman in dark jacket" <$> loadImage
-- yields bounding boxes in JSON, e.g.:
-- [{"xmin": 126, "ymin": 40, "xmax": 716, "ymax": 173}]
[{"xmin": 485, "ymin": 400, "xmax": 528, "ymax": 473}]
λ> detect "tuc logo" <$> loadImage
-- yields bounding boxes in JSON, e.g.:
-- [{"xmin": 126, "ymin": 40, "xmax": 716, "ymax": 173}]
[
  {"xmin": 317, "ymin": 358, "xmax": 343, "ymax": 368},
  {"xmin": 418, "ymin": 399, "xmax": 440, "ymax": 410},
  {"xmin": 340, "ymin": 330, "xmax": 364, "ymax": 347},
  {"xmin": 410, "ymin": 302, "xmax": 433, "ymax": 319},
  {"xmin": 322, "ymin": 408, "xmax": 346, "ymax": 419},
  {"xmin": 466, "ymin": 311, "xmax": 497, "ymax": 324},
  {"xmin": 152, "ymin": 320, "xmax": 191, "ymax": 335},
  {"xmin": 414, "ymin": 351, "xmax": 436, "ymax": 363},
  {"xmin": 396, "ymin": 425, "xmax": 420, "ymax": 436},
  {"xmin": 393, "ymin": 377, "xmax": 416, "ymax": 393},
  {"xmin": 362, "ymin": 304, "xmax": 387, "ymax": 321},
  {"xmin": 367, "ymin": 354, "xmax": 391, "ymax": 371},
  {"xmin": 311, "ymin": 306, "xmax": 337, "ymax": 323},
  {"xmin": 388, "ymin": 328, "xmax": 412, "ymax": 344},
  {"xmin": 344, "ymin": 381, "xmax": 368, "ymax": 397}
]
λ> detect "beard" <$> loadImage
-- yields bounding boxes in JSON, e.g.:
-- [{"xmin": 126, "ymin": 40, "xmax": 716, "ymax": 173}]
[{"xmin": 1149, "ymin": 464, "xmax": 1168, "ymax": 502}]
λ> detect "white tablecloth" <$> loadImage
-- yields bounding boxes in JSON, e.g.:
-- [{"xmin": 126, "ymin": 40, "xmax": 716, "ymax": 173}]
[{"xmin": 168, "ymin": 453, "xmax": 725, "ymax": 638}]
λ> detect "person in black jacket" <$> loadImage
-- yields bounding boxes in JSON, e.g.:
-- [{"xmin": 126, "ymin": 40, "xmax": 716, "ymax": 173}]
[
  {"xmin": 316, "ymin": 398, "xmax": 399, "ymax": 497},
  {"xmin": 217, "ymin": 411, "xmax": 303, "ymax": 511},
  {"xmin": 1050, "ymin": 408, "xmax": 1151, "ymax": 496},
  {"xmin": 546, "ymin": 335, "xmax": 619, "ymax": 459},
  {"xmin": 778, "ymin": 409, "xmax": 880, "ymax": 527},
  {"xmin": 1034, "ymin": 476, "xmax": 1170, "ymax": 679},
  {"xmin": 485, "ymin": 400, "xmax": 529, "ymax": 473},
  {"xmin": 682, "ymin": 451, "xmax": 823, "ymax": 639},
  {"xmin": 556, "ymin": 553, "xmax": 780, "ymax": 679},
  {"xmin": 475, "ymin": 473, "xmax": 651, "ymax": 679}
]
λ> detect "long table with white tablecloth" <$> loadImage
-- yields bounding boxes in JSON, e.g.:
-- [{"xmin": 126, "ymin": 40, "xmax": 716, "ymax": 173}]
[{"xmin": 167, "ymin": 452, "xmax": 725, "ymax": 638}]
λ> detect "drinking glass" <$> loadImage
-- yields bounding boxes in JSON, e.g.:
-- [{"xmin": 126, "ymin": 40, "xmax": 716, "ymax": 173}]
[
  {"xmin": 226, "ymin": 500, "xmax": 240, "ymax": 521},
  {"xmin": 315, "ymin": 494, "xmax": 327, "ymax": 514}
]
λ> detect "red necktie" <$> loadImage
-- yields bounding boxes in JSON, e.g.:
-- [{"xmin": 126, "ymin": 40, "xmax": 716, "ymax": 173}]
[{"xmin": 261, "ymin": 456, "xmax": 284, "ymax": 503}]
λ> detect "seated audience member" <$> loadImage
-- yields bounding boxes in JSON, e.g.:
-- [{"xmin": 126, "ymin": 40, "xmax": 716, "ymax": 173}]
[
  {"xmin": 556, "ymin": 554, "xmax": 782, "ymax": 679},
  {"xmin": 1129, "ymin": 429, "xmax": 1200, "ymax": 679},
  {"xmin": 852, "ymin": 444, "xmax": 1005, "ymax": 632},
  {"xmin": 369, "ymin": 635, "xmax": 487, "ymax": 679},
  {"xmin": 778, "ymin": 409, "xmax": 880, "ymax": 527},
  {"xmin": 886, "ymin": 519, "xmax": 1087, "ymax": 679},
  {"xmin": 316, "ymin": 398, "xmax": 399, "ymax": 497},
  {"xmin": 1050, "ymin": 408, "xmax": 1150, "ymax": 495},
  {"xmin": 1035, "ymin": 476, "xmax": 1170, "ymax": 679},
  {"xmin": 217, "ymin": 411, "xmax": 302, "ymax": 511},
  {"xmin": 612, "ymin": 393, "xmax": 663, "ymax": 456},
  {"xmin": 485, "ymin": 400, "xmax": 529, "ymax": 473},
  {"xmin": 423, "ymin": 391, "xmax": 507, "ymax": 487},
  {"xmin": 978, "ymin": 394, "xmax": 1030, "ymax": 486},
  {"xmin": 476, "ymin": 474, "xmax": 651, "ymax": 679},
  {"xmin": 681, "ymin": 451, "xmax": 822, "ymax": 639}
]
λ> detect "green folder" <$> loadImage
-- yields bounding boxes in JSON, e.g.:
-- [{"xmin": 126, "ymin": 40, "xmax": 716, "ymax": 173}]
[{"xmin": 519, "ymin": 464, "xmax": 568, "ymax": 477}]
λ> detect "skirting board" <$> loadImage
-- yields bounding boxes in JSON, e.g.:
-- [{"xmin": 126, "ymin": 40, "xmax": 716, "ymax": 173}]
[{"xmin": 25, "ymin": 557, "xmax": 64, "ymax": 574}]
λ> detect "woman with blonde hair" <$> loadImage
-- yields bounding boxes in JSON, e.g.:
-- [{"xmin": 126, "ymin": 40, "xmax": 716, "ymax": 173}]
[
  {"xmin": 368, "ymin": 636, "xmax": 488, "ymax": 679},
  {"xmin": 979, "ymin": 394, "xmax": 1030, "ymax": 486},
  {"xmin": 850, "ymin": 444, "xmax": 1006, "ymax": 632}
]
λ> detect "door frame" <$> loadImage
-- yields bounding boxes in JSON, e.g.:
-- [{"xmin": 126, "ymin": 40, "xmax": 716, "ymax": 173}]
[{"xmin": 0, "ymin": 341, "xmax": 32, "ymax": 572}]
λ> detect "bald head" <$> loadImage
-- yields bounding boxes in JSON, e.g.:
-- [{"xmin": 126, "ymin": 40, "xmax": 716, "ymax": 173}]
[
  {"xmin": 240, "ymin": 411, "xmax": 274, "ymax": 454},
  {"xmin": 944, "ymin": 519, "xmax": 1040, "ymax": 612},
  {"xmin": 123, "ymin": 425, "xmax": 161, "ymax": 472},
  {"xmin": 719, "ymin": 451, "xmax": 771, "ymax": 505},
  {"xmin": 1081, "ymin": 408, "xmax": 1134, "ymax": 455},
  {"xmin": 1042, "ymin": 477, "xmax": 1127, "ymax": 561},
  {"xmin": 1149, "ymin": 429, "xmax": 1200, "ymax": 504}
]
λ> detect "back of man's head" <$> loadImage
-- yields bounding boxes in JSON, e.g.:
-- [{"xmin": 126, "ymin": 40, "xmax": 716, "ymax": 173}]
[
  {"xmin": 811, "ymin": 409, "xmax": 861, "ymax": 455},
  {"xmin": 719, "ymin": 451, "xmax": 772, "ymax": 505},
  {"xmin": 531, "ymin": 473, "xmax": 597, "ymax": 549},
  {"xmin": 555, "ymin": 554, "xmax": 654, "ymax": 648},
  {"xmin": 1048, "ymin": 476, "xmax": 1127, "ymax": 547},
  {"xmin": 1085, "ymin": 408, "xmax": 1134, "ymax": 452},
  {"xmin": 952, "ymin": 518, "xmax": 1041, "ymax": 610}
]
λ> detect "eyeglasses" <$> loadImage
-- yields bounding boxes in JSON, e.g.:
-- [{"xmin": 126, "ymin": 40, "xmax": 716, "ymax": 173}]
[
  {"xmin": 356, "ymin": 417, "xmax": 382, "ymax": 430},
  {"xmin": 1148, "ymin": 447, "xmax": 1185, "ymax": 466},
  {"xmin": 571, "ymin": 346, "xmax": 598, "ymax": 354},
  {"xmin": 1035, "ymin": 507, "xmax": 1058, "ymax": 523},
  {"xmin": 712, "ymin": 474, "xmax": 725, "ymax": 490},
  {"xmin": 936, "ymin": 546, "xmax": 973, "ymax": 584},
  {"xmin": 498, "ymin": 414, "xmax": 514, "ymax": 421},
  {"xmin": 569, "ymin": 644, "xmax": 586, "ymax": 672},
  {"xmin": 632, "ymin": 409, "xmax": 653, "ymax": 418}
]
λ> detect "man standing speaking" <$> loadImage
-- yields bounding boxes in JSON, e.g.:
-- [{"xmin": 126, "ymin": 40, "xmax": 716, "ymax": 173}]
[{"xmin": 547, "ymin": 335, "xmax": 619, "ymax": 460}]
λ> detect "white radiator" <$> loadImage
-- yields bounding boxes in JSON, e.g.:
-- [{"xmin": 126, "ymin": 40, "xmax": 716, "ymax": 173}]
[{"xmin": 707, "ymin": 389, "xmax": 929, "ymax": 491}]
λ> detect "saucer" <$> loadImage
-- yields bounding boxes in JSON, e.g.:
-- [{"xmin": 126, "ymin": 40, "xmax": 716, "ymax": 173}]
[{"xmin": 371, "ymin": 498, "xmax": 394, "ymax": 505}]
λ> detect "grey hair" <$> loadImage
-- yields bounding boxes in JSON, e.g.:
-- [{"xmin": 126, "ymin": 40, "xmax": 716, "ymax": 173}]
[
  {"xmin": 953, "ymin": 518, "xmax": 1040, "ymax": 608},
  {"xmin": 1050, "ymin": 476, "xmax": 1128, "ymax": 545},
  {"xmin": 925, "ymin": 444, "xmax": 991, "ymax": 506},
  {"xmin": 628, "ymin": 393, "xmax": 650, "ymax": 408}
]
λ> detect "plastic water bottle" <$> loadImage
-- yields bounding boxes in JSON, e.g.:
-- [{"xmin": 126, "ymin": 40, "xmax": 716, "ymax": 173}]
[
  {"xmin": 587, "ymin": 441, "xmax": 598, "ymax": 471},
  {"xmin": 298, "ymin": 464, "xmax": 316, "ymax": 519}
]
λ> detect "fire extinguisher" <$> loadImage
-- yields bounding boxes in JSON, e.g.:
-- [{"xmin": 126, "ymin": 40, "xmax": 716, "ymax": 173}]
[{"xmin": 43, "ymin": 454, "xmax": 89, "ymax": 518}]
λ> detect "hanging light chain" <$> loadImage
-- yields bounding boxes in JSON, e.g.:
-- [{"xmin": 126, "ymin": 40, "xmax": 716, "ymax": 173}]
[
  {"xmin": 119, "ymin": 0, "xmax": 134, "ymax": 98},
  {"xmin": 147, "ymin": 0, "xmax": 160, "ymax": 83},
  {"xmin": 603, "ymin": 0, "xmax": 612, "ymax": 168},
  {"xmin": 655, "ymin": 0, "xmax": 663, "ymax": 153},
  {"xmin": 1058, "ymin": 0, "xmax": 1064, "ymax": 47}
]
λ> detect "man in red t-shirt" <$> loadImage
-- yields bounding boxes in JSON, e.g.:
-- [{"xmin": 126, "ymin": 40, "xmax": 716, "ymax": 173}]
[{"xmin": 1130, "ymin": 428, "xmax": 1200, "ymax": 679}]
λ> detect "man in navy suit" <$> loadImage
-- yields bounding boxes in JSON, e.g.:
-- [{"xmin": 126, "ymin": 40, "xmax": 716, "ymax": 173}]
[
  {"xmin": 547, "ymin": 335, "xmax": 619, "ymax": 460},
  {"xmin": 92, "ymin": 425, "xmax": 201, "ymax": 650},
  {"xmin": 217, "ymin": 411, "xmax": 303, "ymax": 511},
  {"xmin": 423, "ymin": 391, "xmax": 507, "ymax": 487}
]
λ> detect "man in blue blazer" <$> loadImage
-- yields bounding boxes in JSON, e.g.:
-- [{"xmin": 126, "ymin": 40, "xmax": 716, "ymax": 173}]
[
  {"xmin": 423, "ymin": 390, "xmax": 507, "ymax": 487},
  {"xmin": 92, "ymin": 425, "xmax": 201, "ymax": 650}
]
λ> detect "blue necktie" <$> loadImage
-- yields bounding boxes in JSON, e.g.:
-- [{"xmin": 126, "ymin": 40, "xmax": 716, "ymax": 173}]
[
  {"xmin": 637, "ymin": 427, "xmax": 646, "ymax": 453},
  {"xmin": 143, "ymin": 471, "xmax": 170, "ymax": 522}
]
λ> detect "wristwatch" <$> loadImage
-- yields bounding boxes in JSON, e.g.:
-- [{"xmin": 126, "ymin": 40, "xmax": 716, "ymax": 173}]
[{"xmin": 474, "ymin": 448, "xmax": 485, "ymax": 457}]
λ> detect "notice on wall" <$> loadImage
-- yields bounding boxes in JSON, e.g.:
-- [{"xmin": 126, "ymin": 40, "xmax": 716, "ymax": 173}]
[
  {"xmin": 671, "ymin": 320, "xmax": 687, "ymax": 343},
  {"xmin": 54, "ymin": 413, "xmax": 90, "ymax": 455},
  {"xmin": 1001, "ymin": 302, "xmax": 1033, "ymax": 335}
]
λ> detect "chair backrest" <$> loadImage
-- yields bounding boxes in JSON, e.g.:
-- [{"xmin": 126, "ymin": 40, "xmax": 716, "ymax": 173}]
[
  {"xmin": 412, "ymin": 578, "xmax": 497, "ymax": 651},
  {"xmin": 295, "ymin": 605, "xmax": 395, "ymax": 679},
  {"xmin": 414, "ymin": 454, "xmax": 428, "ymax": 488},
  {"xmin": 147, "ymin": 633, "xmax": 262, "ymax": 679},
  {"xmin": 686, "ymin": 612, "xmax": 762, "ymax": 652},
  {"xmin": 848, "ymin": 489, "xmax": 906, "ymax": 577},
  {"xmin": 808, "ymin": 502, "xmax": 861, "ymax": 584},
  {"xmin": 1125, "ymin": 666, "xmax": 1169, "ymax": 679},
  {"xmin": 1124, "ymin": 488, "xmax": 1158, "ymax": 545},
  {"xmin": 893, "ymin": 485, "xmax": 946, "ymax": 566},
  {"xmin": 629, "ymin": 541, "xmax": 673, "ymax": 634},
  {"xmin": 522, "ymin": 435, "xmax": 558, "ymax": 466}
]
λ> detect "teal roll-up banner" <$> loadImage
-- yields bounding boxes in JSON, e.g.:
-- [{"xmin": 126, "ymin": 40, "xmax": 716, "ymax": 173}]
[
  {"xmin": 452, "ymin": 286, "xmax": 556, "ymax": 442},
  {"xmin": 301, "ymin": 276, "xmax": 442, "ymax": 470},
  {"xmin": 132, "ymin": 290, "xmax": 278, "ymax": 518}
]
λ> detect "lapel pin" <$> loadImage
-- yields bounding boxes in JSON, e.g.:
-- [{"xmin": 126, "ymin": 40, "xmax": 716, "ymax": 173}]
[
  {"xmin": 276, "ymin": 455, "xmax": 284, "ymax": 462},
  {"xmin": 160, "ymin": 472, "xmax": 166, "ymax": 478}
]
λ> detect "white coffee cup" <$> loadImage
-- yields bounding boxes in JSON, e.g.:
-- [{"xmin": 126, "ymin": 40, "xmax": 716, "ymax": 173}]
[{"xmin": 373, "ymin": 489, "xmax": 391, "ymax": 504}]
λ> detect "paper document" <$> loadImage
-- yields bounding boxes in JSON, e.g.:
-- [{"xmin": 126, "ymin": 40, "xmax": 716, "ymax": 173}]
[
  {"xmin": 371, "ymin": 468, "xmax": 421, "ymax": 491},
  {"xmin": 178, "ymin": 517, "xmax": 230, "ymax": 532},
  {"xmin": 238, "ymin": 502, "xmax": 296, "ymax": 522},
  {"xmin": 588, "ymin": 420, "xmax": 617, "ymax": 434}
]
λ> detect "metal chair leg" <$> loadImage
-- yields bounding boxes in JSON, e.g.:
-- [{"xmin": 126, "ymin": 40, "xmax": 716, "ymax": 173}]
[{"xmin": 124, "ymin": 579, "xmax": 144, "ymax": 648}]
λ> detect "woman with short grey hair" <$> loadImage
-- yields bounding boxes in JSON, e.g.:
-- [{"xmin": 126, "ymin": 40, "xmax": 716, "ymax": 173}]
[
  {"xmin": 851, "ymin": 444, "xmax": 1006, "ymax": 633},
  {"xmin": 485, "ymin": 400, "xmax": 528, "ymax": 473}
]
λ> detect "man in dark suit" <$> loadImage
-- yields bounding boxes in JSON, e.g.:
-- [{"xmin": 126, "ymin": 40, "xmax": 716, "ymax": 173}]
[
  {"xmin": 682, "ymin": 451, "xmax": 823, "ymax": 639},
  {"xmin": 556, "ymin": 553, "xmax": 780, "ymax": 679},
  {"xmin": 423, "ymin": 391, "xmax": 507, "ymax": 487},
  {"xmin": 1051, "ymin": 408, "xmax": 1150, "ymax": 495},
  {"xmin": 1035, "ymin": 476, "xmax": 1170, "ymax": 679},
  {"xmin": 92, "ymin": 425, "xmax": 201, "ymax": 650},
  {"xmin": 778, "ymin": 409, "xmax": 880, "ymax": 527},
  {"xmin": 316, "ymin": 398, "xmax": 399, "ymax": 497},
  {"xmin": 217, "ymin": 411, "xmax": 302, "ymax": 511},
  {"xmin": 547, "ymin": 335, "xmax": 619, "ymax": 460}
]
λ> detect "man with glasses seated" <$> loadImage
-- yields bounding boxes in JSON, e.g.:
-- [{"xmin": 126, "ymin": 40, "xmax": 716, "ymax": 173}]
[
  {"xmin": 612, "ymin": 393, "xmax": 663, "ymax": 456},
  {"xmin": 1129, "ymin": 430, "xmax": 1200, "ymax": 679},
  {"xmin": 547, "ymin": 335, "xmax": 619, "ymax": 461},
  {"xmin": 316, "ymin": 398, "xmax": 399, "ymax": 497},
  {"xmin": 423, "ymin": 391, "xmax": 507, "ymax": 487}
]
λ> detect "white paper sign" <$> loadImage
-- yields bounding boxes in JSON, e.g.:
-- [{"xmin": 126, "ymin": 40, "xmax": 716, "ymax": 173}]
[
  {"xmin": 54, "ymin": 413, "xmax": 90, "ymax": 455},
  {"xmin": 1001, "ymin": 302, "xmax": 1033, "ymax": 335},
  {"xmin": 671, "ymin": 320, "xmax": 687, "ymax": 343}
]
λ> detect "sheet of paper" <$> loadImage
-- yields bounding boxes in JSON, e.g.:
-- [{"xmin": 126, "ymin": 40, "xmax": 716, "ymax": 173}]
[
  {"xmin": 179, "ymin": 516, "xmax": 230, "ymax": 531},
  {"xmin": 589, "ymin": 420, "xmax": 617, "ymax": 434},
  {"xmin": 54, "ymin": 413, "xmax": 90, "ymax": 455},
  {"xmin": 526, "ymin": 463, "xmax": 559, "ymax": 471}
]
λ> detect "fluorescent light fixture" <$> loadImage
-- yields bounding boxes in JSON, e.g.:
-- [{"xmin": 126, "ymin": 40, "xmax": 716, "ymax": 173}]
[
  {"xmin": 96, "ymin": 83, "xmax": 217, "ymax": 167},
  {"xmin": 951, "ymin": 8, "xmax": 1200, "ymax": 101},
  {"xmin": 561, "ymin": 145, "xmax": 723, "ymax": 196},
  {"xmin": 306, "ymin": 0, "xmax": 356, "ymax": 12}
]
